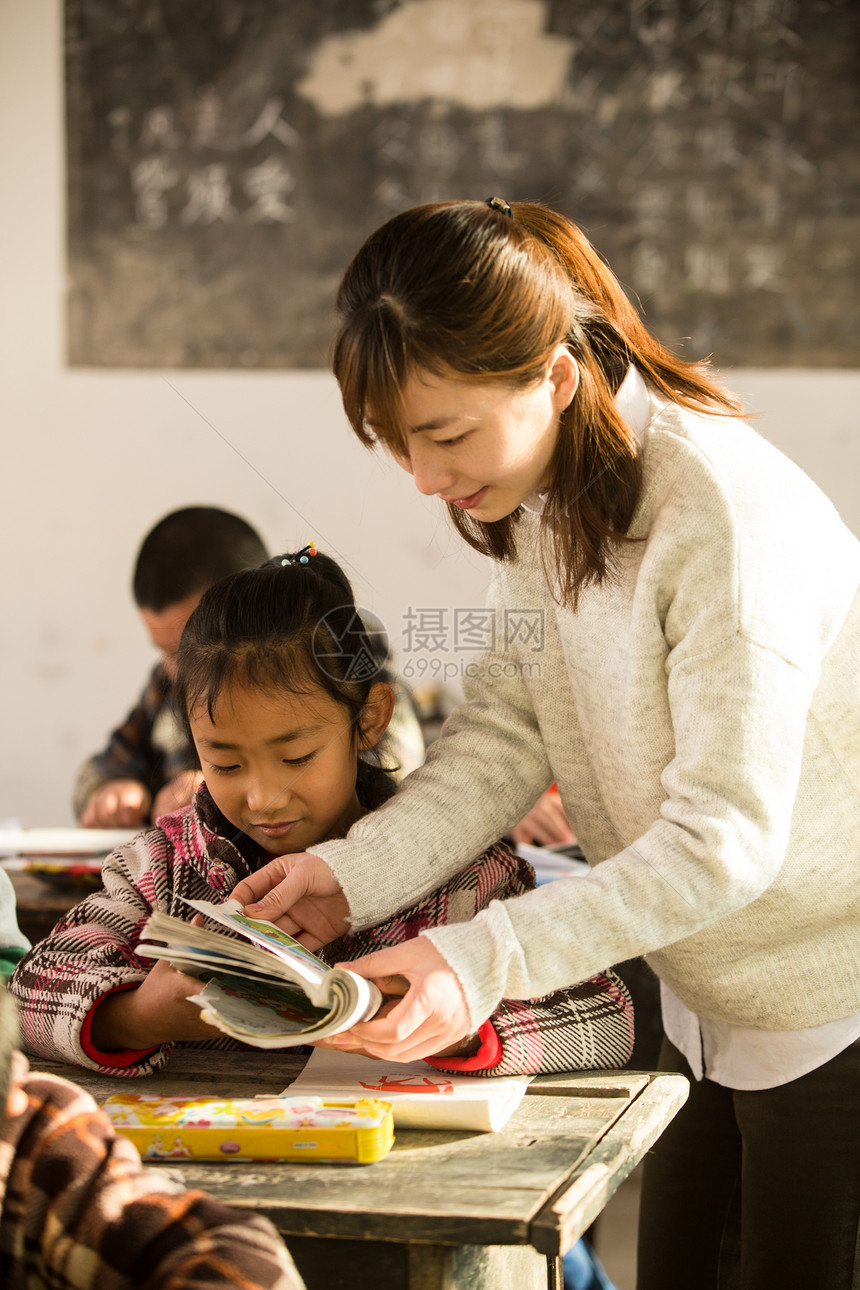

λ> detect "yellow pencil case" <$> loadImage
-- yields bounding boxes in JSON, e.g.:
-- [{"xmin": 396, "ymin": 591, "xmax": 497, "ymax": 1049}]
[{"xmin": 102, "ymin": 1092, "xmax": 394, "ymax": 1164}]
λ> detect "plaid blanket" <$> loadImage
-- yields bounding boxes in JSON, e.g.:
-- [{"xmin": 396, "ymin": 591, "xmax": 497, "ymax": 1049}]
[{"xmin": 0, "ymin": 1067, "xmax": 301, "ymax": 1290}]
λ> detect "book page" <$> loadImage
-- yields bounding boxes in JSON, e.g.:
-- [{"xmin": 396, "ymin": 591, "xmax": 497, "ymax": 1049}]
[
  {"xmin": 140, "ymin": 911, "xmax": 329, "ymax": 998},
  {"xmin": 141, "ymin": 903, "xmax": 383, "ymax": 1040},
  {"xmin": 181, "ymin": 898, "xmax": 329, "ymax": 988},
  {"xmin": 190, "ymin": 976, "xmax": 334, "ymax": 1046}
]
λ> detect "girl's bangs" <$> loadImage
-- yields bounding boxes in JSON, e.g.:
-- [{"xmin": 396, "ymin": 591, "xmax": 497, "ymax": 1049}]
[{"xmin": 186, "ymin": 641, "xmax": 322, "ymax": 728}]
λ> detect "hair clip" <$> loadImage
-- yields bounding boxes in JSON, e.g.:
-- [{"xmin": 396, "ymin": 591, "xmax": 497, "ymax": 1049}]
[
  {"xmin": 487, "ymin": 195, "xmax": 513, "ymax": 218},
  {"xmin": 281, "ymin": 542, "xmax": 317, "ymax": 567}
]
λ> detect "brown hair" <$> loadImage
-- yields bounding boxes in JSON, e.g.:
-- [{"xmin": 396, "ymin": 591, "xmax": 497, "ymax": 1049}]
[{"xmin": 333, "ymin": 199, "xmax": 743, "ymax": 607}]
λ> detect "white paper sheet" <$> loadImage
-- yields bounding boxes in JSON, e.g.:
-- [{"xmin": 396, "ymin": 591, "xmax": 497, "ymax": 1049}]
[
  {"xmin": 289, "ymin": 1047, "xmax": 531, "ymax": 1132},
  {"xmin": 0, "ymin": 826, "xmax": 137, "ymax": 857}
]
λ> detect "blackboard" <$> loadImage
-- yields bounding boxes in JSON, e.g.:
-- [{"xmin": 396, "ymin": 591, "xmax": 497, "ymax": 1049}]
[{"xmin": 65, "ymin": 0, "xmax": 860, "ymax": 368}]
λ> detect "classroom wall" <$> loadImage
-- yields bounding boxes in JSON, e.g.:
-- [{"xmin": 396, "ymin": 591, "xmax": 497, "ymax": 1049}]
[{"xmin": 2, "ymin": 1, "xmax": 858, "ymax": 827}]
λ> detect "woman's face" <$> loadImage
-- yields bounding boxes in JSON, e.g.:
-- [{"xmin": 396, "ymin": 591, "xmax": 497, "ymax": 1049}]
[{"xmin": 393, "ymin": 346, "xmax": 578, "ymax": 523}]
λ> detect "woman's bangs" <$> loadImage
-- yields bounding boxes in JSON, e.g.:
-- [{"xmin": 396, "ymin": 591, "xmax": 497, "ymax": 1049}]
[
  {"xmin": 363, "ymin": 377, "xmax": 413, "ymax": 459},
  {"xmin": 334, "ymin": 315, "xmax": 412, "ymax": 459}
]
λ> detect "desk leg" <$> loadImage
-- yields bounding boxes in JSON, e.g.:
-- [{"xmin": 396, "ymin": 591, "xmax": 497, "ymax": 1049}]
[
  {"xmin": 407, "ymin": 1241, "xmax": 551, "ymax": 1289},
  {"xmin": 286, "ymin": 1235, "xmax": 552, "ymax": 1290}
]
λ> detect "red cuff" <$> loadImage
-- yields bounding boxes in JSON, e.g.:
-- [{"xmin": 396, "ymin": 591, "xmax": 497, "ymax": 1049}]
[
  {"xmin": 425, "ymin": 1019, "xmax": 502, "ymax": 1073},
  {"xmin": 81, "ymin": 984, "xmax": 159, "ymax": 1069}
]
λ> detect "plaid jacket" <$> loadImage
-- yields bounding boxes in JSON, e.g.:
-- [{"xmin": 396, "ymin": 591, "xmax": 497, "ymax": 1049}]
[
  {"xmin": 0, "ymin": 1068, "xmax": 301, "ymax": 1290},
  {"xmin": 11, "ymin": 787, "xmax": 633, "ymax": 1078}
]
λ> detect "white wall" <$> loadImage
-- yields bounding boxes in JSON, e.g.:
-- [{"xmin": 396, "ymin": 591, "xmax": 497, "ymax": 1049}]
[{"xmin": 2, "ymin": 1, "xmax": 858, "ymax": 826}]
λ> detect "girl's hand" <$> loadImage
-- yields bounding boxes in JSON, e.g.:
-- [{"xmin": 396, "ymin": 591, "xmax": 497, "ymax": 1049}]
[
  {"xmin": 90, "ymin": 959, "xmax": 218, "ymax": 1052},
  {"xmin": 319, "ymin": 939, "xmax": 474, "ymax": 1063},
  {"xmin": 230, "ymin": 853, "xmax": 350, "ymax": 950}
]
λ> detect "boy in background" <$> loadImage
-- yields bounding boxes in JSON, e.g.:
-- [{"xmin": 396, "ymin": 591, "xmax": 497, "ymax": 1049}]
[
  {"xmin": 0, "ymin": 981, "xmax": 303, "ymax": 1289},
  {"xmin": 74, "ymin": 506, "xmax": 426, "ymax": 829},
  {"xmin": 74, "ymin": 507, "xmax": 270, "ymax": 828}
]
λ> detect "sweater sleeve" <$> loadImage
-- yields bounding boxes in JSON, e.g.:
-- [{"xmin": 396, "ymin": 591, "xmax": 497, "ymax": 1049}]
[
  {"xmin": 0, "ymin": 1072, "xmax": 302, "ymax": 1290},
  {"xmin": 322, "ymin": 843, "xmax": 634, "ymax": 1075},
  {"xmin": 9, "ymin": 832, "xmax": 176, "ymax": 1075},
  {"xmin": 423, "ymin": 628, "xmax": 820, "ymax": 1026},
  {"xmin": 322, "ymin": 592, "xmax": 851, "ymax": 1031},
  {"xmin": 313, "ymin": 581, "xmax": 557, "ymax": 926}
]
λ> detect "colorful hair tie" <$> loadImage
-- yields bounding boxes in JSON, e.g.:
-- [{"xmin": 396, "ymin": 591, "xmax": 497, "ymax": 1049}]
[
  {"xmin": 487, "ymin": 195, "xmax": 513, "ymax": 218},
  {"xmin": 281, "ymin": 542, "xmax": 317, "ymax": 567}
]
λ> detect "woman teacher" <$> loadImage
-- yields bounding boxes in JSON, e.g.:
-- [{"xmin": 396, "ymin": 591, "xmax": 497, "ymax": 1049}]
[{"xmin": 233, "ymin": 199, "xmax": 860, "ymax": 1289}]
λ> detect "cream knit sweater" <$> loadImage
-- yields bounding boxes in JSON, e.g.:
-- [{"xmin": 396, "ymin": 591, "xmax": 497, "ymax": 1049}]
[{"xmin": 314, "ymin": 391, "xmax": 860, "ymax": 1032}]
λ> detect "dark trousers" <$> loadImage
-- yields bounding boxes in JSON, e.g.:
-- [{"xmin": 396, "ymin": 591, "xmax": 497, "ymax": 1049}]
[{"xmin": 636, "ymin": 1035, "xmax": 860, "ymax": 1290}]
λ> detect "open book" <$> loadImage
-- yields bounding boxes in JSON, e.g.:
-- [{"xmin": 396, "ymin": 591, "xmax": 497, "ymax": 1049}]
[{"xmin": 138, "ymin": 898, "xmax": 382, "ymax": 1048}]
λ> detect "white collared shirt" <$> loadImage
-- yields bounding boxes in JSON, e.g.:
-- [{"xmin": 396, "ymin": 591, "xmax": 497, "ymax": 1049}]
[{"xmin": 661, "ymin": 984, "xmax": 860, "ymax": 1089}]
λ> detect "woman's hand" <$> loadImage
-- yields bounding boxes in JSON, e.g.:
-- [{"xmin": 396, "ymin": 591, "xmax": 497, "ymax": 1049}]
[
  {"xmin": 90, "ymin": 959, "xmax": 219, "ymax": 1052},
  {"xmin": 230, "ymin": 853, "xmax": 350, "ymax": 950},
  {"xmin": 317, "ymin": 938, "xmax": 474, "ymax": 1063},
  {"xmin": 310, "ymin": 981, "xmax": 407, "ymax": 1058}
]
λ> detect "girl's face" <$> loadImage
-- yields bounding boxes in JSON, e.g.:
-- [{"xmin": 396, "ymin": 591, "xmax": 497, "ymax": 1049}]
[
  {"xmin": 189, "ymin": 680, "xmax": 392, "ymax": 858},
  {"xmin": 393, "ymin": 345, "xmax": 578, "ymax": 523}
]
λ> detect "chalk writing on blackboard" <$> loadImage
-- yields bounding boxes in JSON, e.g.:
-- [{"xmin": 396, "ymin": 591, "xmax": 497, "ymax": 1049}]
[{"xmin": 65, "ymin": 0, "xmax": 860, "ymax": 368}]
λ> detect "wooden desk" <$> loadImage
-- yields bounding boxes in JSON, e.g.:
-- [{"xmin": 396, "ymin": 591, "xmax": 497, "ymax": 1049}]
[{"xmin": 31, "ymin": 1051, "xmax": 687, "ymax": 1290}]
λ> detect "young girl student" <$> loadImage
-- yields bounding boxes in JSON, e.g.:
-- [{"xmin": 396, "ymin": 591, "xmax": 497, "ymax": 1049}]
[
  {"xmin": 231, "ymin": 200, "xmax": 860, "ymax": 1289},
  {"xmin": 10, "ymin": 547, "xmax": 633, "ymax": 1080}
]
